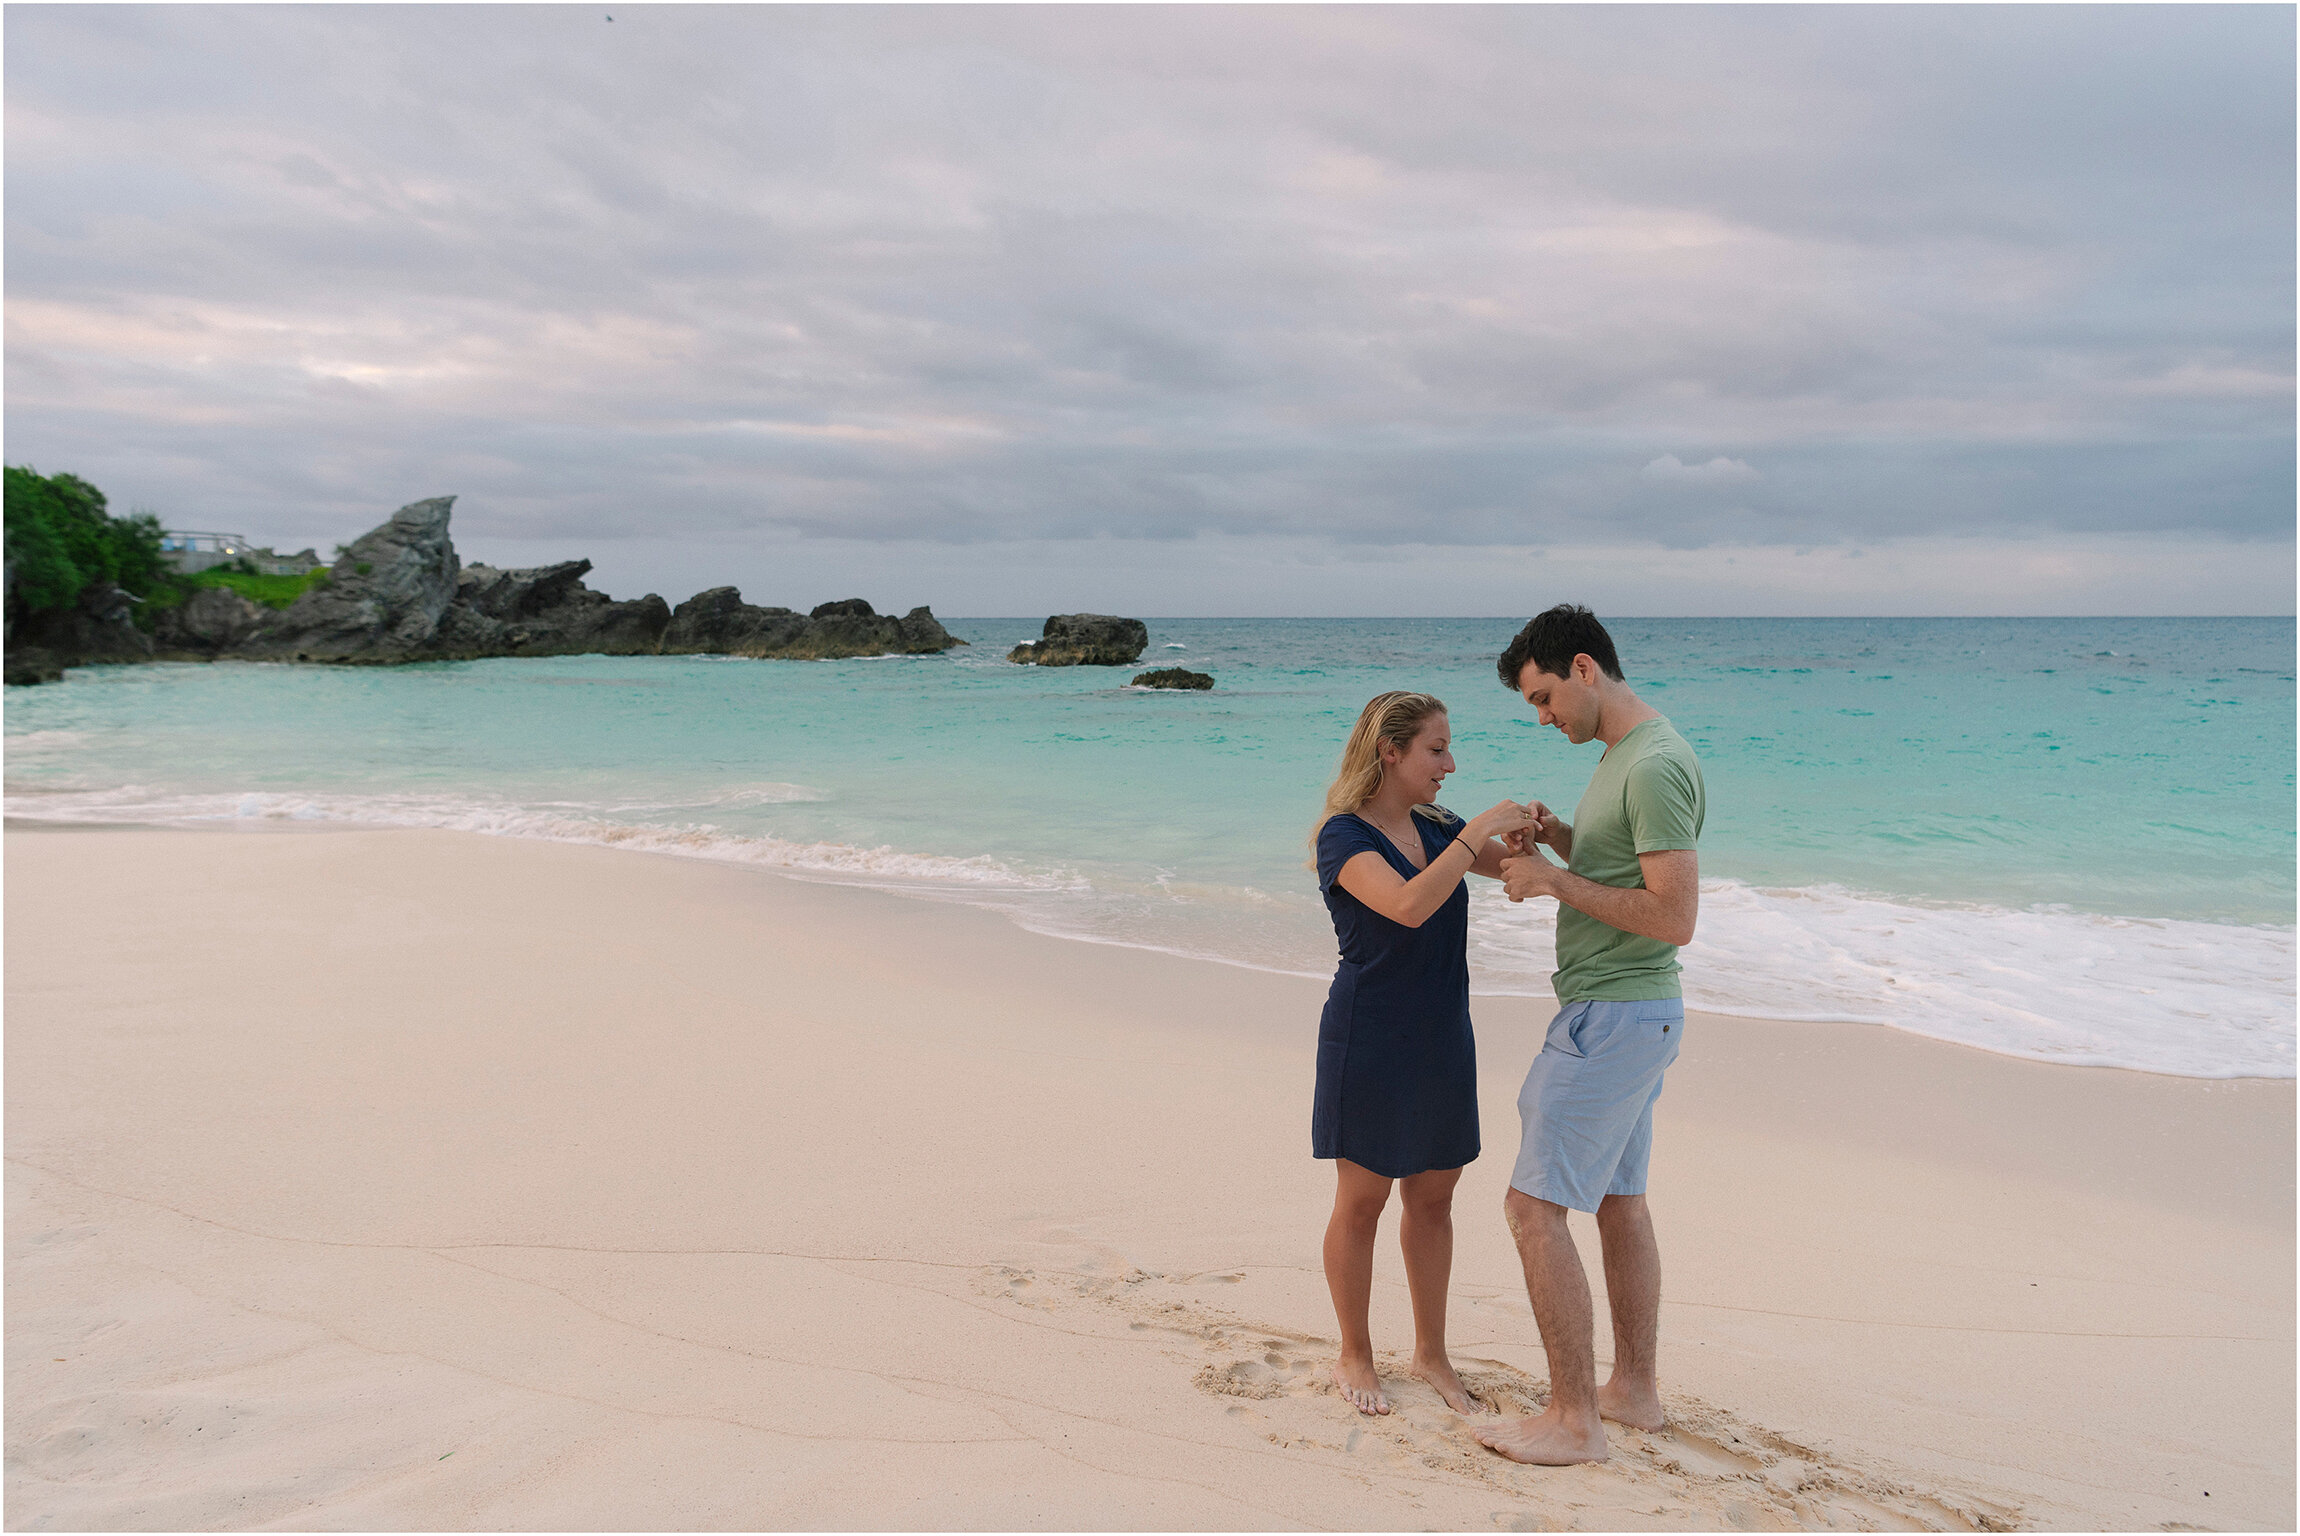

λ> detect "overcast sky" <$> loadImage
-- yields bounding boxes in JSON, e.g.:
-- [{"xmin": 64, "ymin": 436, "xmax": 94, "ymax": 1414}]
[{"xmin": 7, "ymin": 4, "xmax": 2293, "ymax": 615}]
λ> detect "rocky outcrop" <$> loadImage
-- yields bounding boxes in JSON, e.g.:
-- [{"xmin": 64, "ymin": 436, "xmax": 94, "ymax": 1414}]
[
  {"xmin": 430, "ymin": 560, "xmax": 671, "ymax": 657},
  {"xmin": 1007, "ymin": 613, "xmax": 1149, "ymax": 667},
  {"xmin": 5, "ymin": 495, "xmax": 965, "ymax": 680},
  {"xmin": 660, "ymin": 588, "xmax": 805, "ymax": 655},
  {"xmin": 238, "ymin": 496, "xmax": 463, "ymax": 662},
  {"xmin": 1131, "ymin": 667, "xmax": 1213, "ymax": 690},
  {"xmin": 152, "ymin": 585, "xmax": 271, "ymax": 659},
  {"xmin": 661, "ymin": 590, "xmax": 957, "ymax": 659},
  {"xmin": 5, "ymin": 582, "xmax": 153, "ymax": 685}
]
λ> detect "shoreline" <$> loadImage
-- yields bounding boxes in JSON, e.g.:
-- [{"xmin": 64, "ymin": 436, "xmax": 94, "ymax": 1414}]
[
  {"xmin": 5, "ymin": 805, "xmax": 2292, "ymax": 1082},
  {"xmin": 8, "ymin": 825, "xmax": 2291, "ymax": 1528}
]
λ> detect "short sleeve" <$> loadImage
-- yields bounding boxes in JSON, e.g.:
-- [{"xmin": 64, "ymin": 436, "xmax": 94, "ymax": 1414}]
[
  {"xmin": 1316, "ymin": 814, "xmax": 1386, "ymax": 892},
  {"xmin": 1624, "ymin": 750, "xmax": 1703, "ymax": 853}
]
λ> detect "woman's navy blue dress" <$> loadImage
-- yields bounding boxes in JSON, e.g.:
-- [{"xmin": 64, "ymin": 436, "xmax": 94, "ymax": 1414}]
[{"xmin": 1312, "ymin": 809, "xmax": 1479, "ymax": 1179}]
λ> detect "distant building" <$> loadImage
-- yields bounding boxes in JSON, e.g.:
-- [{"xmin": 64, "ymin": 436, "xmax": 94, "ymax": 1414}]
[{"xmin": 160, "ymin": 532, "xmax": 323, "ymax": 577}]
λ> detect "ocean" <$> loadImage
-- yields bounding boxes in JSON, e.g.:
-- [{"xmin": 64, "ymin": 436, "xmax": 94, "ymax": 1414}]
[{"xmin": 5, "ymin": 616, "xmax": 2291, "ymax": 1078}]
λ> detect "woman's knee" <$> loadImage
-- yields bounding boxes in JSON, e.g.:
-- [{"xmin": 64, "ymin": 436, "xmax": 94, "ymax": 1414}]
[
  {"xmin": 1398, "ymin": 1172, "xmax": 1459, "ymax": 1220},
  {"xmin": 1332, "ymin": 1166, "xmax": 1394, "ymax": 1224}
]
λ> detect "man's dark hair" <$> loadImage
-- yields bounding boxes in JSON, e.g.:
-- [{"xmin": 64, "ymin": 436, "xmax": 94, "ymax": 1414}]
[{"xmin": 1496, "ymin": 604, "xmax": 1624, "ymax": 689}]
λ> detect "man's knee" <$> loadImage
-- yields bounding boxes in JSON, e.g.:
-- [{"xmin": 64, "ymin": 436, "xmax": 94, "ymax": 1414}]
[
  {"xmin": 1502, "ymin": 1186, "xmax": 1569, "ymax": 1243},
  {"xmin": 1595, "ymin": 1192, "xmax": 1650, "ymax": 1231}
]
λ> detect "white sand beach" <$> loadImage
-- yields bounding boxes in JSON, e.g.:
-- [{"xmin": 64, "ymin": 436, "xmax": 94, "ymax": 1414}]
[{"xmin": 7, "ymin": 826, "xmax": 2292, "ymax": 1530}]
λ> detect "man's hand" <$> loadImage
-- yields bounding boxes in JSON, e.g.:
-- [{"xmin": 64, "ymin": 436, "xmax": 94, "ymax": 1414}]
[
  {"xmin": 1525, "ymin": 800, "xmax": 1567, "ymax": 848},
  {"xmin": 1500, "ymin": 847, "xmax": 1559, "ymax": 904}
]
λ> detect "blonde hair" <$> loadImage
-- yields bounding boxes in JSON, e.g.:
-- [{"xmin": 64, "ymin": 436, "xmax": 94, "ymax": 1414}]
[{"xmin": 1312, "ymin": 691, "xmax": 1449, "ymax": 849}]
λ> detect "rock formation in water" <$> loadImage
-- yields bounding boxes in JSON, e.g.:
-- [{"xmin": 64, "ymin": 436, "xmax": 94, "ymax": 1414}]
[
  {"xmin": 432, "ymin": 559, "xmax": 671, "ymax": 658},
  {"xmin": 1130, "ymin": 667, "xmax": 1213, "ymax": 690},
  {"xmin": 236, "ymin": 495, "xmax": 465, "ymax": 661},
  {"xmin": 5, "ymin": 582, "xmax": 154, "ymax": 685},
  {"xmin": 654, "ymin": 590, "xmax": 957, "ymax": 660},
  {"xmin": 1007, "ymin": 613, "xmax": 1149, "ymax": 666},
  {"xmin": 150, "ymin": 585, "xmax": 269, "ymax": 659},
  {"xmin": 29, "ymin": 495, "xmax": 964, "ymax": 679}
]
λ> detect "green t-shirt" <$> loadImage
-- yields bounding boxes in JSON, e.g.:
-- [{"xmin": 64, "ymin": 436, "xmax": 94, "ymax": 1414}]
[{"xmin": 1552, "ymin": 716, "xmax": 1705, "ymax": 1002}]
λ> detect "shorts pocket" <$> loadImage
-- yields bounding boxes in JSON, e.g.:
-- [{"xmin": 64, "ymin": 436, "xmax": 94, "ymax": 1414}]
[{"xmin": 1545, "ymin": 1004, "xmax": 1590, "ymax": 1059}]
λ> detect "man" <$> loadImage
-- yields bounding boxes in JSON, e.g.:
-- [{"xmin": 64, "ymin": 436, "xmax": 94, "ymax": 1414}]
[{"xmin": 1473, "ymin": 604, "xmax": 1705, "ymax": 1467}]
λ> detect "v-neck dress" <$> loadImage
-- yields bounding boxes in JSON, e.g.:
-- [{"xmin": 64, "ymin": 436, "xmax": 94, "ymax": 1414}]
[{"xmin": 1311, "ymin": 809, "xmax": 1479, "ymax": 1178}]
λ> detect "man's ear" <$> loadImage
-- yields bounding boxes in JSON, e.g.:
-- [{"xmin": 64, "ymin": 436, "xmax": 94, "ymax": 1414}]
[{"xmin": 1574, "ymin": 653, "xmax": 1598, "ymax": 685}]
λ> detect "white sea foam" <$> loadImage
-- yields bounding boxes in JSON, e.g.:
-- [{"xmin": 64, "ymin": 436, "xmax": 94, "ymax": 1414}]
[
  {"xmin": 549, "ymin": 783, "xmax": 827, "ymax": 814},
  {"xmin": 1, "ymin": 786, "xmax": 1058, "ymax": 892},
  {"xmin": 7, "ymin": 783, "xmax": 2289, "ymax": 1078},
  {"xmin": 1464, "ymin": 880, "xmax": 2294, "ymax": 1079}
]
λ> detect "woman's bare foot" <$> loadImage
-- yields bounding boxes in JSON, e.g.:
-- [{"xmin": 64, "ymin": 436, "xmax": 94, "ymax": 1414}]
[
  {"xmin": 1409, "ymin": 1351, "xmax": 1492, "ymax": 1415},
  {"xmin": 1473, "ymin": 1404, "xmax": 1608, "ymax": 1465},
  {"xmin": 1596, "ymin": 1377, "xmax": 1665, "ymax": 1432},
  {"xmin": 1332, "ymin": 1355, "xmax": 1390, "ymax": 1415}
]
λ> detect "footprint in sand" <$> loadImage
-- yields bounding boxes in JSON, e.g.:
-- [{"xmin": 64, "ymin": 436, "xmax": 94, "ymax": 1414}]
[
  {"xmin": 970, "ymin": 1269, "xmax": 2033, "ymax": 1526},
  {"xmin": 972, "ymin": 1263, "xmax": 2028, "ymax": 1531}
]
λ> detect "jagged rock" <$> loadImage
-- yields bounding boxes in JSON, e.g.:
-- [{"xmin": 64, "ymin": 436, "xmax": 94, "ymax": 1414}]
[
  {"xmin": 659, "ymin": 587, "xmax": 808, "ymax": 656},
  {"xmin": 1008, "ymin": 614, "xmax": 1149, "ymax": 666},
  {"xmin": 897, "ymin": 607, "xmax": 965, "ymax": 651},
  {"xmin": 457, "ymin": 558, "xmax": 595, "ymax": 621},
  {"xmin": 1131, "ymin": 667, "xmax": 1213, "ymax": 690},
  {"xmin": 3, "ymin": 654, "xmax": 61, "ymax": 686},
  {"xmin": 662, "ymin": 588, "xmax": 959, "ymax": 659},
  {"xmin": 152, "ymin": 585, "xmax": 270, "ymax": 659},
  {"xmin": 240, "ymin": 496, "xmax": 462, "ymax": 661},
  {"xmin": 4, "ymin": 582, "xmax": 155, "ymax": 683},
  {"xmin": 432, "ymin": 560, "xmax": 670, "ymax": 657}
]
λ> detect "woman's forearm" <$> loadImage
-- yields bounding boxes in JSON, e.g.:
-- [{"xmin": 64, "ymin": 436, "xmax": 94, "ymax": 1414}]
[{"xmin": 1391, "ymin": 837, "xmax": 1478, "ymax": 925}]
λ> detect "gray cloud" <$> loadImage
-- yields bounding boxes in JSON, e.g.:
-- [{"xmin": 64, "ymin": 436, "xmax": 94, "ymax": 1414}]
[{"xmin": 4, "ymin": 4, "xmax": 2291, "ymax": 611}]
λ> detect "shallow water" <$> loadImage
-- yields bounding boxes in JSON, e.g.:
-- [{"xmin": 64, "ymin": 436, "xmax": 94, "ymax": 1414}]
[{"xmin": 6, "ymin": 616, "xmax": 2292, "ymax": 1076}]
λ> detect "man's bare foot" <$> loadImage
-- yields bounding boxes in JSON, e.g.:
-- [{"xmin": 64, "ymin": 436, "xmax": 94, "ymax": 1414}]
[
  {"xmin": 1596, "ymin": 1377, "xmax": 1665, "ymax": 1432},
  {"xmin": 1332, "ymin": 1356, "xmax": 1390, "ymax": 1415},
  {"xmin": 1409, "ymin": 1352, "xmax": 1493, "ymax": 1415},
  {"xmin": 1473, "ymin": 1405, "xmax": 1608, "ymax": 1465}
]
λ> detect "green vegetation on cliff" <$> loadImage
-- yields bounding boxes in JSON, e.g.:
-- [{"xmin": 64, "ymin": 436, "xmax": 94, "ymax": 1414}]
[
  {"xmin": 4, "ymin": 466, "xmax": 179, "ymax": 621},
  {"xmin": 187, "ymin": 565, "xmax": 331, "ymax": 610}
]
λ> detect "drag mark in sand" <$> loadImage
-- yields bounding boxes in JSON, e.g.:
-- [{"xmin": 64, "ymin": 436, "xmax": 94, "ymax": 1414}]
[{"xmin": 979, "ymin": 1263, "xmax": 2035, "ymax": 1533}]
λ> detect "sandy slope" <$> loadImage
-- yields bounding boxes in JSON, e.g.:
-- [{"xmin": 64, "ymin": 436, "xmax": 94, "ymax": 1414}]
[{"xmin": 6, "ymin": 828, "xmax": 2291, "ymax": 1530}]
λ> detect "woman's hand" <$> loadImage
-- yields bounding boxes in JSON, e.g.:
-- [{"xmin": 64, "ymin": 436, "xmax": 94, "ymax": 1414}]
[
  {"xmin": 1459, "ymin": 801, "xmax": 1537, "ymax": 884},
  {"xmin": 1462, "ymin": 800, "xmax": 1537, "ymax": 846}
]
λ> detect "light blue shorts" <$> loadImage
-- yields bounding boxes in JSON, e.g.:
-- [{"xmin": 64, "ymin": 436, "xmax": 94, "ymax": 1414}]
[{"xmin": 1510, "ymin": 998, "xmax": 1683, "ymax": 1213}]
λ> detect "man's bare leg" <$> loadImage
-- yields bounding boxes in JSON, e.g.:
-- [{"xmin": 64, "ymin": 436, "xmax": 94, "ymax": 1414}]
[
  {"xmin": 1594, "ymin": 1192, "xmax": 1665, "ymax": 1430},
  {"xmin": 1322, "ymin": 1159, "xmax": 1393, "ymax": 1414},
  {"xmin": 1474, "ymin": 1189, "xmax": 1608, "ymax": 1464},
  {"xmin": 1397, "ymin": 1166, "xmax": 1489, "ymax": 1414}
]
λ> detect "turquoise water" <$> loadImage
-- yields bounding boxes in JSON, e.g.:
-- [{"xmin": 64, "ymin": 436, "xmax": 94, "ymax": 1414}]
[{"xmin": 6, "ymin": 617, "xmax": 2292, "ymax": 1075}]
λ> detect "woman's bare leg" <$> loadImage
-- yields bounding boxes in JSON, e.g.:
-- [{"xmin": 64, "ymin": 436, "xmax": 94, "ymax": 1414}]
[
  {"xmin": 1323, "ymin": 1158, "xmax": 1394, "ymax": 1414},
  {"xmin": 1399, "ymin": 1165, "xmax": 1486, "ymax": 1413}
]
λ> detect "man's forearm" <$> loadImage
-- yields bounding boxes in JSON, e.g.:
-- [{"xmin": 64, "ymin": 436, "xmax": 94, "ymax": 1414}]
[{"xmin": 1544, "ymin": 868, "xmax": 1685, "ymax": 946}]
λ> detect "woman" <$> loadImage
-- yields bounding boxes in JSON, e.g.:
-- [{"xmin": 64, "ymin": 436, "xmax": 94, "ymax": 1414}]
[{"xmin": 1314, "ymin": 690, "xmax": 1530, "ymax": 1417}]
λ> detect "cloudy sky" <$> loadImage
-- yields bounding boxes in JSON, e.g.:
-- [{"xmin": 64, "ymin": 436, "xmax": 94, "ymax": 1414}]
[{"xmin": 7, "ymin": 5, "xmax": 2292, "ymax": 615}]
